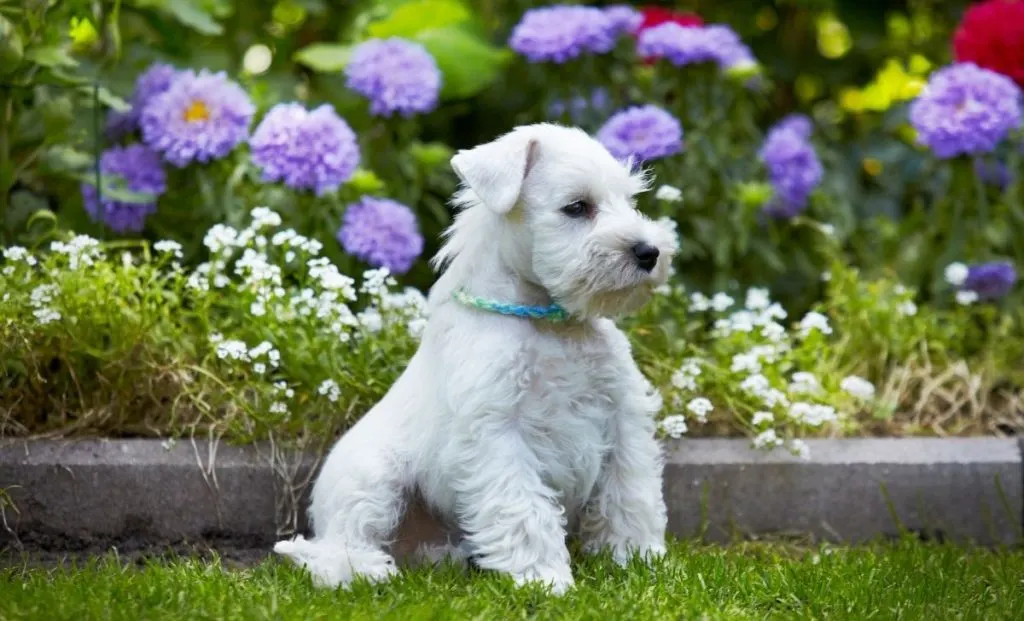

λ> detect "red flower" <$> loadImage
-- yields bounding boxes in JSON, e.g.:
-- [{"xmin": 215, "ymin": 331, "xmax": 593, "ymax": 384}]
[
  {"xmin": 953, "ymin": 0, "xmax": 1024, "ymax": 87},
  {"xmin": 635, "ymin": 6, "xmax": 704, "ymax": 35}
]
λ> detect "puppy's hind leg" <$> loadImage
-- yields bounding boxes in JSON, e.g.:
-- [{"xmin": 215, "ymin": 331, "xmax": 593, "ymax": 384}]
[{"xmin": 274, "ymin": 446, "xmax": 407, "ymax": 589}]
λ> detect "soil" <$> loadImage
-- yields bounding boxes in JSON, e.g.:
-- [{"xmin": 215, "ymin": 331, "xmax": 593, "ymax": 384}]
[{"xmin": 0, "ymin": 530, "xmax": 274, "ymax": 571}]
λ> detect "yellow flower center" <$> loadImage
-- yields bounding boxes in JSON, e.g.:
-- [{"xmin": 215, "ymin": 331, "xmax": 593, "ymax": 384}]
[{"xmin": 183, "ymin": 100, "xmax": 210, "ymax": 123}]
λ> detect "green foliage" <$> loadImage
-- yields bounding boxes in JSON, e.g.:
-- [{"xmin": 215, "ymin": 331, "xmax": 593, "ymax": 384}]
[
  {"xmin": 0, "ymin": 0, "xmax": 1022, "ymax": 446},
  {"xmin": 0, "ymin": 208, "xmax": 424, "ymax": 444},
  {"xmin": 3, "ymin": 540, "xmax": 1024, "ymax": 620}
]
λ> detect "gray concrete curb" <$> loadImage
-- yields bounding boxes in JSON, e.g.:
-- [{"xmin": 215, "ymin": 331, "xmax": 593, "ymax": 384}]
[{"xmin": 1, "ymin": 437, "xmax": 1021, "ymax": 551}]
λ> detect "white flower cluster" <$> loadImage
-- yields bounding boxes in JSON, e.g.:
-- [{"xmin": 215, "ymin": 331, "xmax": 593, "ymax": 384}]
[
  {"xmin": 2, "ymin": 246, "xmax": 38, "ymax": 275},
  {"xmin": 670, "ymin": 357, "xmax": 702, "ymax": 392},
  {"xmin": 659, "ymin": 414, "xmax": 688, "ymax": 438},
  {"xmin": 654, "ymin": 184, "xmax": 683, "ymax": 203},
  {"xmin": 153, "ymin": 240, "xmax": 183, "ymax": 259},
  {"xmin": 50, "ymin": 235, "xmax": 102, "ymax": 270},
  {"xmin": 945, "ymin": 262, "xmax": 979, "ymax": 306},
  {"xmin": 317, "ymin": 379, "xmax": 341, "ymax": 403},
  {"xmin": 29, "ymin": 283, "xmax": 61, "ymax": 325},
  {"xmin": 211, "ymin": 335, "xmax": 281, "ymax": 376},
  {"xmin": 839, "ymin": 375, "xmax": 875, "ymax": 400}
]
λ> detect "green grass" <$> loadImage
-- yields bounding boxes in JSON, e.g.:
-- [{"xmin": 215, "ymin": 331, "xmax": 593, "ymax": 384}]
[{"xmin": 2, "ymin": 540, "xmax": 1023, "ymax": 620}]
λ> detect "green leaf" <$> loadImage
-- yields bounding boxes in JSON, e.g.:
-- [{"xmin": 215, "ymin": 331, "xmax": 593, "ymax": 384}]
[
  {"xmin": 414, "ymin": 26, "xmax": 509, "ymax": 100},
  {"xmin": 25, "ymin": 45, "xmax": 78, "ymax": 68},
  {"xmin": 366, "ymin": 0, "xmax": 469, "ymax": 38},
  {"xmin": 80, "ymin": 85, "xmax": 131, "ymax": 112},
  {"xmin": 43, "ymin": 147, "xmax": 94, "ymax": 173},
  {"xmin": 164, "ymin": 0, "xmax": 224, "ymax": 35},
  {"xmin": 294, "ymin": 43, "xmax": 353, "ymax": 72},
  {"xmin": 75, "ymin": 173, "xmax": 159, "ymax": 205}
]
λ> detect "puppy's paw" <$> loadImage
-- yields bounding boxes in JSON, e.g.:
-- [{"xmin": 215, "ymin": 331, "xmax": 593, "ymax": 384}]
[{"xmin": 511, "ymin": 564, "xmax": 575, "ymax": 596}]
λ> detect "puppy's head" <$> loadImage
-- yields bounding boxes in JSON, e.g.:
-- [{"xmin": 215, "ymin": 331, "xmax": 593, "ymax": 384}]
[{"xmin": 445, "ymin": 123, "xmax": 677, "ymax": 318}]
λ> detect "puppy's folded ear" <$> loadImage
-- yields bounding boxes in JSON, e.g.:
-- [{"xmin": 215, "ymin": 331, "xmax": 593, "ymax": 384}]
[{"xmin": 450, "ymin": 131, "xmax": 540, "ymax": 214}]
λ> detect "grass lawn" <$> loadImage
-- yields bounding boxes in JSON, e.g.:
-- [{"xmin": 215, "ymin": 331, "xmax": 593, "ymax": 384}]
[{"xmin": 2, "ymin": 539, "xmax": 1023, "ymax": 620}]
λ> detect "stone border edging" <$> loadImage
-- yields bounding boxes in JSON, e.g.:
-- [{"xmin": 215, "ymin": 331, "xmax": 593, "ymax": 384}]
[{"xmin": 1, "ymin": 437, "xmax": 1021, "ymax": 552}]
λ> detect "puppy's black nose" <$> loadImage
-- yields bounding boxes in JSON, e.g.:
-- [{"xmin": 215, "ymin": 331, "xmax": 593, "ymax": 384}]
[{"xmin": 632, "ymin": 242, "xmax": 660, "ymax": 272}]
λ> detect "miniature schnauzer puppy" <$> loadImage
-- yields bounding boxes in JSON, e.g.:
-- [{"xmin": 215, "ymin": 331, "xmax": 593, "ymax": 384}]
[{"xmin": 274, "ymin": 123, "xmax": 678, "ymax": 594}]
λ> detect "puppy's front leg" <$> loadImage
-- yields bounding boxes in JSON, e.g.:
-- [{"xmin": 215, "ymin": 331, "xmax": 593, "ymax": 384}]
[
  {"xmin": 580, "ymin": 374, "xmax": 668, "ymax": 566},
  {"xmin": 452, "ymin": 426, "xmax": 573, "ymax": 594}
]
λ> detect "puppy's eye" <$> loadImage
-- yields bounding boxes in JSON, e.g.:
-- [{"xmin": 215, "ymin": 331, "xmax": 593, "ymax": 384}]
[{"xmin": 561, "ymin": 200, "xmax": 592, "ymax": 219}]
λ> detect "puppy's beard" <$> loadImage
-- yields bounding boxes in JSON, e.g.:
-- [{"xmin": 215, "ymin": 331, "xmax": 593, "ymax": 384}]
[{"xmin": 549, "ymin": 263, "xmax": 666, "ymax": 319}]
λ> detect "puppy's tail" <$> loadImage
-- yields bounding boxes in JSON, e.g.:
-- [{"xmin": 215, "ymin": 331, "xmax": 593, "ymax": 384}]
[{"xmin": 273, "ymin": 535, "xmax": 397, "ymax": 588}]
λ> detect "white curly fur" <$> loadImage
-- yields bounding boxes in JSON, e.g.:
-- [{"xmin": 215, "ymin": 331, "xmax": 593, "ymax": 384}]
[{"xmin": 274, "ymin": 123, "xmax": 677, "ymax": 595}]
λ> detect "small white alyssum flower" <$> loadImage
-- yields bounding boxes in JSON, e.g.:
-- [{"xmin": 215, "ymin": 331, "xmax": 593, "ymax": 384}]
[
  {"xmin": 744, "ymin": 287, "xmax": 771, "ymax": 310},
  {"xmin": 897, "ymin": 300, "xmax": 918, "ymax": 316},
  {"xmin": 840, "ymin": 375, "xmax": 876, "ymax": 400},
  {"xmin": 788, "ymin": 438, "xmax": 811, "ymax": 461},
  {"xmin": 955, "ymin": 290, "xmax": 978, "ymax": 306},
  {"xmin": 788, "ymin": 402, "xmax": 838, "ymax": 426},
  {"xmin": 797, "ymin": 311, "xmax": 833, "ymax": 337},
  {"xmin": 753, "ymin": 429, "xmax": 783, "ymax": 450},
  {"xmin": 789, "ymin": 371, "xmax": 821, "ymax": 396},
  {"xmin": 944, "ymin": 262, "xmax": 969, "ymax": 287},
  {"xmin": 686, "ymin": 397, "xmax": 714, "ymax": 422},
  {"xmin": 660, "ymin": 415, "xmax": 688, "ymax": 438},
  {"xmin": 317, "ymin": 379, "xmax": 341, "ymax": 403},
  {"xmin": 689, "ymin": 292, "xmax": 711, "ymax": 312},
  {"xmin": 655, "ymin": 184, "xmax": 683, "ymax": 202},
  {"xmin": 153, "ymin": 240, "xmax": 184, "ymax": 259},
  {"xmin": 710, "ymin": 292, "xmax": 735, "ymax": 313},
  {"xmin": 751, "ymin": 411, "xmax": 774, "ymax": 426}
]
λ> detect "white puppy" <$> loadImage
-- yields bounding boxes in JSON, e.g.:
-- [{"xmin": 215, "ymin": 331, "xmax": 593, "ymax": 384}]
[{"xmin": 274, "ymin": 123, "xmax": 678, "ymax": 594}]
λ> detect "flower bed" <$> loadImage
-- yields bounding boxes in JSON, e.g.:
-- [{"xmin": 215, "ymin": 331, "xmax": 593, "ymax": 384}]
[{"xmin": 1, "ymin": 2, "xmax": 1023, "ymax": 457}]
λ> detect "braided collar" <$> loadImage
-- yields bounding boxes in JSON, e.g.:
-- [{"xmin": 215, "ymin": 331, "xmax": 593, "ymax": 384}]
[{"xmin": 452, "ymin": 287, "xmax": 569, "ymax": 322}]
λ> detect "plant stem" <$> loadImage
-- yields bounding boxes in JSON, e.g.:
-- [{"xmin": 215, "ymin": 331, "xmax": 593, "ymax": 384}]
[{"xmin": 0, "ymin": 86, "xmax": 10, "ymax": 244}]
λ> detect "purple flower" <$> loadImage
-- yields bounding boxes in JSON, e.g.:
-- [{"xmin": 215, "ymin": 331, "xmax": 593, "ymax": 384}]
[
  {"xmin": 963, "ymin": 261, "xmax": 1017, "ymax": 299},
  {"xmin": 759, "ymin": 119, "xmax": 823, "ymax": 218},
  {"xmin": 774, "ymin": 114, "xmax": 814, "ymax": 140},
  {"xmin": 344, "ymin": 39, "xmax": 441, "ymax": 118},
  {"xmin": 80, "ymin": 144, "xmax": 167, "ymax": 233},
  {"xmin": 596, "ymin": 105, "xmax": 683, "ymax": 162},
  {"xmin": 337, "ymin": 196, "xmax": 424, "ymax": 274},
  {"xmin": 509, "ymin": 6, "xmax": 617, "ymax": 63},
  {"xmin": 250, "ymin": 103, "xmax": 361, "ymax": 195},
  {"xmin": 140, "ymin": 69, "xmax": 255, "ymax": 167},
  {"xmin": 909, "ymin": 63, "xmax": 1022, "ymax": 159},
  {"xmin": 637, "ymin": 23, "xmax": 756, "ymax": 70},
  {"xmin": 106, "ymin": 63, "xmax": 180, "ymax": 140},
  {"xmin": 604, "ymin": 5, "xmax": 642, "ymax": 37}
]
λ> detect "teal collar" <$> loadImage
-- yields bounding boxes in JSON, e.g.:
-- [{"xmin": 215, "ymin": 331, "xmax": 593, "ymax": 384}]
[{"xmin": 452, "ymin": 287, "xmax": 570, "ymax": 322}]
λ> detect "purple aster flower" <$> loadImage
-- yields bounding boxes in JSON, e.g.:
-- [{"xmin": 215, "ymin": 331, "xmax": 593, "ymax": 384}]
[
  {"xmin": 344, "ymin": 38, "xmax": 441, "ymax": 118},
  {"xmin": 637, "ymin": 23, "xmax": 756, "ymax": 70},
  {"xmin": 759, "ymin": 119, "xmax": 823, "ymax": 218},
  {"xmin": 140, "ymin": 69, "xmax": 255, "ymax": 167},
  {"xmin": 774, "ymin": 114, "xmax": 814, "ymax": 140},
  {"xmin": 909, "ymin": 63, "xmax": 1022, "ymax": 159},
  {"xmin": 963, "ymin": 261, "xmax": 1017, "ymax": 299},
  {"xmin": 80, "ymin": 144, "xmax": 166, "ymax": 233},
  {"xmin": 509, "ymin": 6, "xmax": 617, "ymax": 63},
  {"xmin": 596, "ymin": 105, "xmax": 683, "ymax": 162},
  {"xmin": 105, "ymin": 62, "xmax": 180, "ymax": 141},
  {"xmin": 337, "ymin": 196, "xmax": 424, "ymax": 274},
  {"xmin": 250, "ymin": 103, "xmax": 361, "ymax": 195},
  {"xmin": 604, "ymin": 5, "xmax": 642, "ymax": 37}
]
